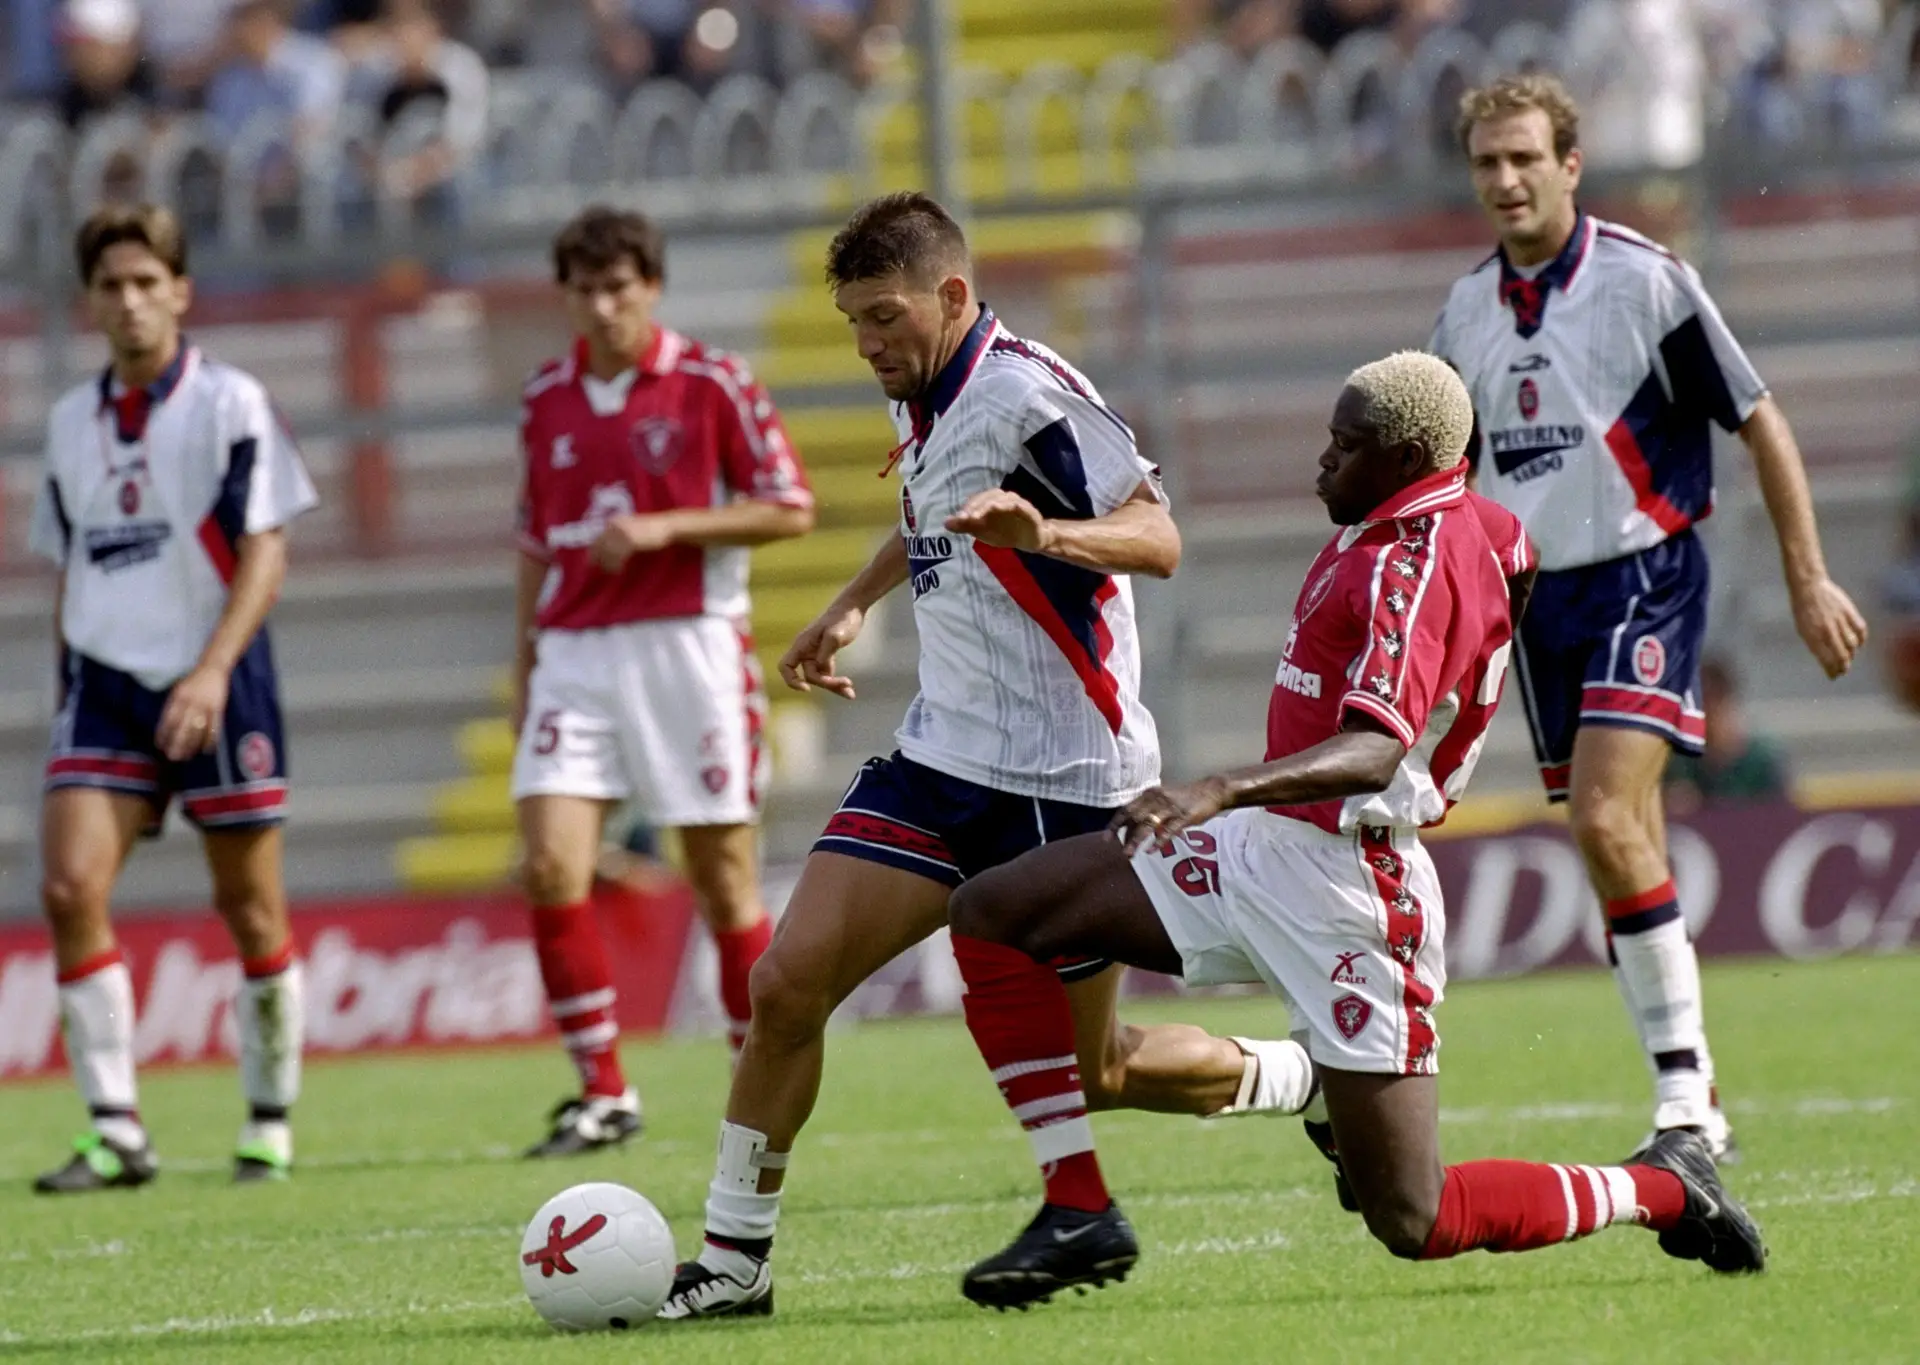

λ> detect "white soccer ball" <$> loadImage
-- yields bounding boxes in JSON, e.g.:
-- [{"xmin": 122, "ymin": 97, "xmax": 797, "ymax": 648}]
[{"xmin": 519, "ymin": 1182, "xmax": 676, "ymax": 1331}]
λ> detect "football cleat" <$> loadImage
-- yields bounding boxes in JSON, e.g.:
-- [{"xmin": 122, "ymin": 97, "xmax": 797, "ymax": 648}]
[
  {"xmin": 1634, "ymin": 1128, "xmax": 1767, "ymax": 1274},
  {"xmin": 1302, "ymin": 1119, "xmax": 1361, "ymax": 1213},
  {"xmin": 961, "ymin": 1202, "xmax": 1140, "ymax": 1311},
  {"xmin": 523, "ymin": 1090, "xmax": 642, "ymax": 1158},
  {"xmin": 233, "ymin": 1121, "xmax": 293, "ymax": 1183},
  {"xmin": 656, "ymin": 1256, "xmax": 774, "ymax": 1319},
  {"xmin": 33, "ymin": 1131, "xmax": 157, "ymax": 1194},
  {"xmin": 1628, "ymin": 1105, "xmax": 1739, "ymax": 1167}
]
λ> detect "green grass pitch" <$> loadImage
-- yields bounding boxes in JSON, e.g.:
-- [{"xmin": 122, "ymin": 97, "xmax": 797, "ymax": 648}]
[{"xmin": 2, "ymin": 954, "xmax": 1917, "ymax": 1364}]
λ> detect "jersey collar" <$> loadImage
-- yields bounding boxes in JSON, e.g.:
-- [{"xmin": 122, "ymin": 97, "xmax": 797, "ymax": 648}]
[
  {"xmin": 1360, "ymin": 465, "xmax": 1468, "ymax": 525},
  {"xmin": 568, "ymin": 326, "xmax": 685, "ymax": 385},
  {"xmin": 96, "ymin": 337, "xmax": 194, "ymax": 411},
  {"xmin": 908, "ymin": 304, "xmax": 999, "ymax": 431},
  {"xmin": 1497, "ymin": 211, "xmax": 1595, "ymax": 330}
]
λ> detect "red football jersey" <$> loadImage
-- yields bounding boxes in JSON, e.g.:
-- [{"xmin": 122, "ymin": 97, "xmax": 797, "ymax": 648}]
[
  {"xmin": 1266, "ymin": 467, "xmax": 1514, "ymax": 833},
  {"xmin": 517, "ymin": 329, "xmax": 811, "ymax": 631},
  {"xmin": 1468, "ymin": 488, "xmax": 1538, "ymax": 579}
]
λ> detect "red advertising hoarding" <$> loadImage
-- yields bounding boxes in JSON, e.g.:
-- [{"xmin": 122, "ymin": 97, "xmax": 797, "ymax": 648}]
[{"xmin": 2, "ymin": 801, "xmax": 1915, "ymax": 1082}]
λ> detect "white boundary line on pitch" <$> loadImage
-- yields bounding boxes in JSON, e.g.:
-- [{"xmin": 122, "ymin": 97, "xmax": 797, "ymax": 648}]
[
  {"xmin": 3, "ymin": 1094, "xmax": 1896, "ymax": 1183},
  {"xmin": 0, "ymin": 1231, "xmax": 1295, "ymax": 1347}
]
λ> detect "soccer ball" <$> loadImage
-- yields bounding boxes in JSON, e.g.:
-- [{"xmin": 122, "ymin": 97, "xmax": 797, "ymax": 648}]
[{"xmin": 519, "ymin": 1182, "xmax": 676, "ymax": 1331}]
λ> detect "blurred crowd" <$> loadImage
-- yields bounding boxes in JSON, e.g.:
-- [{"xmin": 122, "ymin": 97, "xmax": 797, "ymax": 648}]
[{"xmin": 0, "ymin": 0, "xmax": 1912, "ymax": 209}]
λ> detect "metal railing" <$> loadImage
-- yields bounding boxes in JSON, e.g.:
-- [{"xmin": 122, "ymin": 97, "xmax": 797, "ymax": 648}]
[{"xmin": 1, "ymin": 3, "xmax": 1916, "ymax": 275}]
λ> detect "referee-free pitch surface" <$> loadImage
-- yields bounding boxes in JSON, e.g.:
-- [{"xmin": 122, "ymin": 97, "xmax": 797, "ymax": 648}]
[{"xmin": 2, "ymin": 955, "xmax": 1915, "ymax": 1364}]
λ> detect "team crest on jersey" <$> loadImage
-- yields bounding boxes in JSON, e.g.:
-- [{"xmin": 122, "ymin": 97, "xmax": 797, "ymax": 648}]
[
  {"xmin": 901, "ymin": 485, "xmax": 918, "ymax": 534},
  {"xmin": 551, "ymin": 433, "xmax": 577, "ymax": 469},
  {"xmin": 237, "ymin": 731, "xmax": 276, "ymax": 780},
  {"xmin": 1632, "ymin": 634, "xmax": 1668, "ymax": 686},
  {"xmin": 1518, "ymin": 377, "xmax": 1540, "ymax": 420},
  {"xmin": 629, "ymin": 417, "xmax": 683, "ymax": 475},
  {"xmin": 118, "ymin": 480, "xmax": 140, "ymax": 516},
  {"xmin": 1332, "ymin": 994, "xmax": 1372, "ymax": 1040},
  {"xmin": 1299, "ymin": 565, "xmax": 1336, "ymax": 622}
]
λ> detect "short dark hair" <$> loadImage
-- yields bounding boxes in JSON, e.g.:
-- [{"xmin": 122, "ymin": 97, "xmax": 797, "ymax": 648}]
[
  {"xmin": 825, "ymin": 191, "xmax": 969, "ymax": 288},
  {"xmin": 75, "ymin": 204, "xmax": 189, "ymax": 285},
  {"xmin": 552, "ymin": 206, "xmax": 666, "ymax": 285}
]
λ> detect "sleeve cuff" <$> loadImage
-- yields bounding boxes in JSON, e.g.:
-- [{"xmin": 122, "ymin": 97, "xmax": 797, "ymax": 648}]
[{"xmin": 1340, "ymin": 690, "xmax": 1417, "ymax": 748}]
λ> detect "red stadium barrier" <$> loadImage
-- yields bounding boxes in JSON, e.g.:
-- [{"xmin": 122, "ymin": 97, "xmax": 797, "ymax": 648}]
[
  {"xmin": 2, "ymin": 801, "xmax": 1914, "ymax": 1083},
  {"xmin": 0, "ymin": 880, "xmax": 698, "ymax": 1082}
]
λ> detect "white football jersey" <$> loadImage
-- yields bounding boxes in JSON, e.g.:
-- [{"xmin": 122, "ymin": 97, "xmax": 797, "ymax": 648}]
[
  {"xmin": 28, "ymin": 344, "xmax": 318, "ymax": 689},
  {"xmin": 889, "ymin": 306, "xmax": 1162, "ymax": 807},
  {"xmin": 1431, "ymin": 214, "xmax": 1767, "ymax": 572}
]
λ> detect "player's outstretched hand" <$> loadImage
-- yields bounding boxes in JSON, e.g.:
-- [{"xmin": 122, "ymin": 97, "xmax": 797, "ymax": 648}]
[
  {"xmin": 589, "ymin": 514, "xmax": 676, "ymax": 573},
  {"xmin": 156, "ymin": 665, "xmax": 229, "ymax": 762},
  {"xmin": 945, "ymin": 490, "xmax": 1054, "ymax": 553},
  {"xmin": 780, "ymin": 603, "xmax": 865, "ymax": 700},
  {"xmin": 1792, "ymin": 576, "xmax": 1869, "ymax": 679},
  {"xmin": 1111, "ymin": 778, "xmax": 1230, "ymax": 855}
]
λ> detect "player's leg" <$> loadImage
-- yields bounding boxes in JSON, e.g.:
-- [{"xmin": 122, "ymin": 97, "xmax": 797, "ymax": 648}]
[
  {"xmin": 943, "ymin": 830, "xmax": 1202, "ymax": 1307},
  {"xmin": 1568, "ymin": 723, "xmax": 1723, "ymax": 1148},
  {"xmin": 1321, "ymin": 1067, "xmax": 1758, "ymax": 1271},
  {"xmin": 678, "ymin": 823, "xmax": 771, "ymax": 1060},
  {"xmin": 202, "ymin": 823, "xmax": 302, "ymax": 1181},
  {"xmin": 518, "ymin": 790, "xmax": 635, "ymax": 1155},
  {"xmin": 34, "ymin": 786, "xmax": 154, "ymax": 1193},
  {"xmin": 1067, "ymin": 966, "xmax": 1306, "ymax": 1119},
  {"xmin": 663, "ymin": 850, "xmax": 952, "ymax": 1318}
]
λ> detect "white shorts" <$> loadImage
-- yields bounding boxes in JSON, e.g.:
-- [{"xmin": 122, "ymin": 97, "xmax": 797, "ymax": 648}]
[
  {"xmin": 1130, "ymin": 807, "xmax": 1446, "ymax": 1075},
  {"xmin": 511, "ymin": 617, "xmax": 768, "ymax": 827}
]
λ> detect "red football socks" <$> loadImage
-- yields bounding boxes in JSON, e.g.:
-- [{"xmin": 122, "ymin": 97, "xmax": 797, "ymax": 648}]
[
  {"xmin": 1420, "ymin": 1159, "xmax": 1687, "ymax": 1259},
  {"xmin": 714, "ymin": 916, "xmax": 773, "ymax": 1056},
  {"xmin": 951, "ymin": 934, "xmax": 1109, "ymax": 1213},
  {"xmin": 531, "ymin": 900, "xmax": 626, "ymax": 1098}
]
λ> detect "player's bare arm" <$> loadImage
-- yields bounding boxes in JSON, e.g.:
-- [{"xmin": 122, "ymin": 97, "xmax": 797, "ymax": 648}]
[
  {"xmin": 777, "ymin": 533, "xmax": 910, "ymax": 700},
  {"xmin": 155, "ymin": 529, "xmax": 286, "ymax": 762},
  {"xmin": 587, "ymin": 498, "xmax": 814, "ymax": 573},
  {"xmin": 510, "ymin": 550, "xmax": 546, "ymax": 736},
  {"xmin": 1737, "ymin": 393, "xmax": 1868, "ymax": 678},
  {"xmin": 1113, "ymin": 717, "xmax": 1406, "ymax": 853},
  {"xmin": 945, "ymin": 481, "xmax": 1180, "ymax": 579}
]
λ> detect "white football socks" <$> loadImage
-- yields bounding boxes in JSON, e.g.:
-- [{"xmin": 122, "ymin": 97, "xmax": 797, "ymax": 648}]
[
  {"xmin": 700, "ymin": 1121, "xmax": 785, "ymax": 1277},
  {"xmin": 1610, "ymin": 916, "xmax": 1715, "ymax": 1129},
  {"xmin": 237, "ymin": 959, "xmax": 304, "ymax": 1153},
  {"xmin": 59, "ymin": 954, "xmax": 144, "ymax": 1150}
]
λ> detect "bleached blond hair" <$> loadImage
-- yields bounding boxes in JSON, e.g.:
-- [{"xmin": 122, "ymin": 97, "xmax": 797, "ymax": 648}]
[{"xmin": 1345, "ymin": 351, "xmax": 1474, "ymax": 469}]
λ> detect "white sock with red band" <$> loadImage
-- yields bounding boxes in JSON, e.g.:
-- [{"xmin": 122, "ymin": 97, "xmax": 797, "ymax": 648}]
[{"xmin": 58, "ymin": 949, "xmax": 143, "ymax": 1149}]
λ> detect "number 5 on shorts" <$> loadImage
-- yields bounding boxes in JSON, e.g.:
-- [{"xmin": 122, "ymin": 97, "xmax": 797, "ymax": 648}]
[{"xmin": 532, "ymin": 709, "xmax": 562, "ymax": 757}]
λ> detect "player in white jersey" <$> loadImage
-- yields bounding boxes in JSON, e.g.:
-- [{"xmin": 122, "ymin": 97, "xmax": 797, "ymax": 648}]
[
  {"xmin": 27, "ymin": 206, "xmax": 317, "ymax": 1192},
  {"xmin": 1432, "ymin": 76, "xmax": 1867, "ymax": 1157},
  {"xmin": 662, "ymin": 193, "xmax": 1315, "ymax": 1320}
]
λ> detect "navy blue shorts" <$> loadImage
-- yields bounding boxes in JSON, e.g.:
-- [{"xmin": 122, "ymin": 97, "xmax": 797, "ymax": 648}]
[
  {"xmin": 1513, "ymin": 531, "xmax": 1708, "ymax": 802},
  {"xmin": 814, "ymin": 752, "xmax": 1118, "ymax": 886},
  {"xmin": 46, "ymin": 633, "xmax": 289, "ymax": 835}
]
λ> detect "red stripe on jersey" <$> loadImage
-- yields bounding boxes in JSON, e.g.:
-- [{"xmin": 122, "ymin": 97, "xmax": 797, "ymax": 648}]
[
  {"xmin": 974, "ymin": 544, "xmax": 1125, "ymax": 735},
  {"xmin": 1603, "ymin": 419, "xmax": 1692, "ymax": 535},
  {"xmin": 198, "ymin": 515, "xmax": 237, "ymax": 584}
]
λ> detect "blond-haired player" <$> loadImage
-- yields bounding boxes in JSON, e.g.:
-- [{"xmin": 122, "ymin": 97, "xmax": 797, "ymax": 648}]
[{"xmin": 943, "ymin": 352, "xmax": 1764, "ymax": 1308}]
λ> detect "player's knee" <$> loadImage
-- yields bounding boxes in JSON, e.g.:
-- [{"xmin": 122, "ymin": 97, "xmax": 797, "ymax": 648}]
[
  {"xmin": 1567, "ymin": 789, "xmax": 1650, "ymax": 873},
  {"xmin": 745, "ymin": 949, "xmax": 830, "ymax": 1047},
  {"xmin": 520, "ymin": 844, "xmax": 582, "ymax": 907},
  {"xmin": 1360, "ymin": 1189, "xmax": 1440, "ymax": 1260},
  {"xmin": 40, "ymin": 866, "xmax": 108, "ymax": 926},
  {"xmin": 947, "ymin": 870, "xmax": 1026, "ymax": 949}
]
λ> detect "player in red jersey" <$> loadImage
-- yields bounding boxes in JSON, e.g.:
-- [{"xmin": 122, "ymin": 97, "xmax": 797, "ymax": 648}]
[
  {"xmin": 940, "ymin": 352, "xmax": 1763, "ymax": 1308},
  {"xmin": 512, "ymin": 207, "xmax": 814, "ymax": 1156}
]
